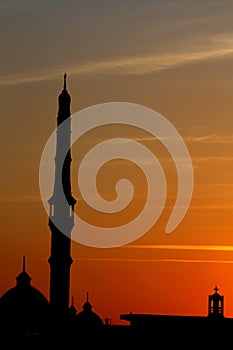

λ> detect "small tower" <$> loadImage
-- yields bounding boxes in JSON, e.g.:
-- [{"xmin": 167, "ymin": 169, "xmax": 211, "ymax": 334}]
[{"xmin": 208, "ymin": 286, "xmax": 224, "ymax": 318}]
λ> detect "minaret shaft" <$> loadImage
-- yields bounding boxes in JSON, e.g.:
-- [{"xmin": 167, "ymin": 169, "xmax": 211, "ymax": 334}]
[{"xmin": 48, "ymin": 74, "xmax": 76, "ymax": 312}]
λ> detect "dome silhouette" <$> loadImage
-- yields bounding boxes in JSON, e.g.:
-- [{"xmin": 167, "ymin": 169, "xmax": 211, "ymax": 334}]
[
  {"xmin": 0, "ymin": 257, "xmax": 50, "ymax": 336},
  {"xmin": 76, "ymin": 293, "xmax": 104, "ymax": 333}
]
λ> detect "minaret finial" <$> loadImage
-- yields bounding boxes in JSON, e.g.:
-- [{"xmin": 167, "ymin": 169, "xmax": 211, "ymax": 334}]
[
  {"xmin": 22, "ymin": 256, "xmax": 26, "ymax": 272},
  {"xmin": 63, "ymin": 73, "xmax": 67, "ymax": 91},
  {"xmin": 86, "ymin": 292, "xmax": 89, "ymax": 302},
  {"xmin": 16, "ymin": 256, "xmax": 31, "ymax": 286},
  {"xmin": 71, "ymin": 296, "xmax": 74, "ymax": 306}
]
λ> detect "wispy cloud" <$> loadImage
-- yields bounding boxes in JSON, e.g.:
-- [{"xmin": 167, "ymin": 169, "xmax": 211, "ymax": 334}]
[
  {"xmin": 185, "ymin": 133, "xmax": 233, "ymax": 145},
  {"xmin": 73, "ymin": 245, "xmax": 233, "ymax": 264},
  {"xmin": 125, "ymin": 244, "xmax": 233, "ymax": 252},
  {"xmin": 0, "ymin": 192, "xmax": 40, "ymax": 203},
  {"xmin": 105, "ymin": 133, "xmax": 233, "ymax": 146},
  {"xmin": 1, "ymin": 47, "xmax": 233, "ymax": 87},
  {"xmin": 73, "ymin": 257, "xmax": 233, "ymax": 264},
  {"xmin": 70, "ymin": 48, "xmax": 233, "ymax": 76},
  {"xmin": 192, "ymin": 156, "xmax": 233, "ymax": 163}
]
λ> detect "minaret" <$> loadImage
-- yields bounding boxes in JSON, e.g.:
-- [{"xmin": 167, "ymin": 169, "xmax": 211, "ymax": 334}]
[{"xmin": 48, "ymin": 74, "xmax": 76, "ymax": 312}]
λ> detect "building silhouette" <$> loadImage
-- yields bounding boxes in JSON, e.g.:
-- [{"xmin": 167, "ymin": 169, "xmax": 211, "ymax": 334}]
[
  {"xmin": 208, "ymin": 285, "xmax": 224, "ymax": 318},
  {"xmin": 1, "ymin": 75, "xmax": 233, "ymax": 347},
  {"xmin": 0, "ymin": 256, "xmax": 50, "ymax": 340},
  {"xmin": 48, "ymin": 73, "xmax": 76, "ymax": 314}
]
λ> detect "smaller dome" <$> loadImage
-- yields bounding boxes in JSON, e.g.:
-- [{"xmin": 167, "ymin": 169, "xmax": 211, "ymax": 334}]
[
  {"xmin": 76, "ymin": 293, "xmax": 103, "ymax": 333},
  {"xmin": 83, "ymin": 299, "xmax": 93, "ymax": 312},
  {"xmin": 69, "ymin": 296, "xmax": 77, "ymax": 317},
  {"xmin": 16, "ymin": 256, "xmax": 31, "ymax": 287}
]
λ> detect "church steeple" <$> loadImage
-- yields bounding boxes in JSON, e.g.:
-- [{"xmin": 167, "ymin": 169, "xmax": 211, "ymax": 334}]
[
  {"xmin": 48, "ymin": 74, "xmax": 76, "ymax": 313},
  {"xmin": 208, "ymin": 286, "xmax": 224, "ymax": 318}
]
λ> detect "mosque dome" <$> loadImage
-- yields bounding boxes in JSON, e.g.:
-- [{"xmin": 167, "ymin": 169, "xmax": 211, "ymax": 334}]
[
  {"xmin": 76, "ymin": 293, "xmax": 104, "ymax": 333},
  {"xmin": 0, "ymin": 257, "xmax": 50, "ymax": 336}
]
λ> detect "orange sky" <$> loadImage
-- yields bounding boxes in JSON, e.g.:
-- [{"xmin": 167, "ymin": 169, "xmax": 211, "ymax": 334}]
[{"xmin": 1, "ymin": 0, "xmax": 233, "ymax": 325}]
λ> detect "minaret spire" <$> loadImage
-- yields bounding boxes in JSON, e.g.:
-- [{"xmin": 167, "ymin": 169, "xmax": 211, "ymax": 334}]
[
  {"xmin": 16, "ymin": 256, "xmax": 31, "ymax": 287},
  {"xmin": 22, "ymin": 256, "xmax": 25, "ymax": 272},
  {"xmin": 63, "ymin": 73, "xmax": 67, "ymax": 91},
  {"xmin": 48, "ymin": 74, "xmax": 76, "ymax": 313}
]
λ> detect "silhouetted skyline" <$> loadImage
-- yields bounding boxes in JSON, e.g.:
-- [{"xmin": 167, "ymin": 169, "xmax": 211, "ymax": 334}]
[
  {"xmin": 1, "ymin": 1, "xmax": 233, "ymax": 326},
  {"xmin": 1, "ymin": 75, "xmax": 233, "ymax": 347}
]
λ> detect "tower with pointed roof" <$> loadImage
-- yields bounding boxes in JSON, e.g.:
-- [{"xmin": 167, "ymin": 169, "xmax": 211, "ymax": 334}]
[
  {"xmin": 208, "ymin": 286, "xmax": 224, "ymax": 318},
  {"xmin": 48, "ymin": 74, "xmax": 76, "ymax": 313}
]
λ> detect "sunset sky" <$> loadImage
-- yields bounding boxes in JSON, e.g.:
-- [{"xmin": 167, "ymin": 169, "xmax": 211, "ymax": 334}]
[{"xmin": 1, "ymin": 0, "xmax": 233, "ymax": 325}]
